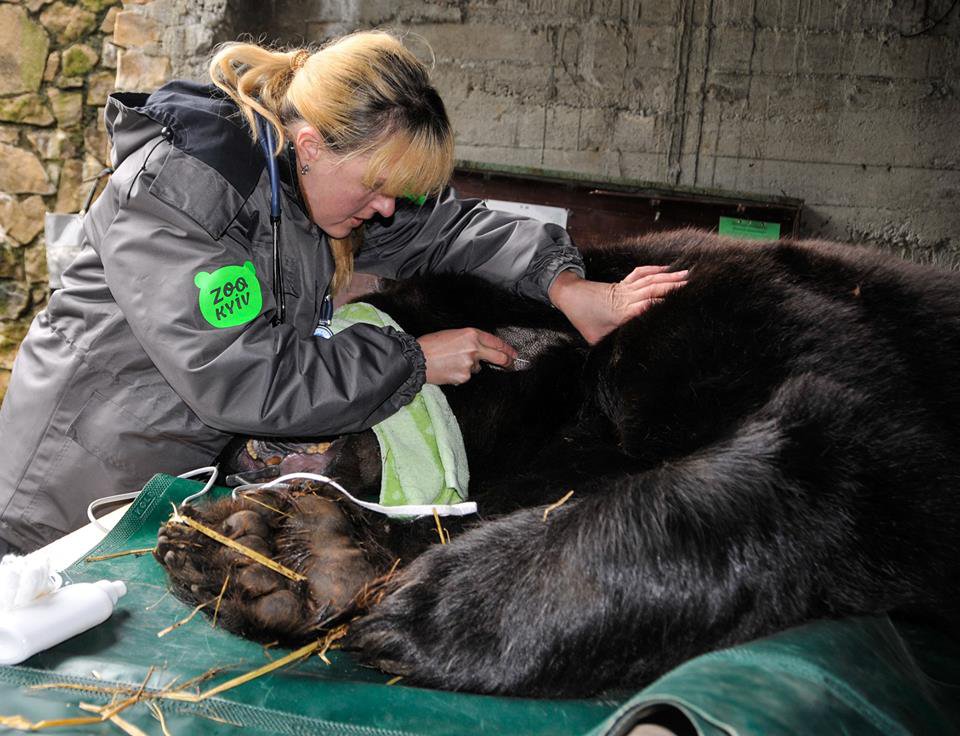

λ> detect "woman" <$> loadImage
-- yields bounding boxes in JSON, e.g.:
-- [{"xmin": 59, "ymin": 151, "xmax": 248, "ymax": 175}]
[{"xmin": 0, "ymin": 31, "xmax": 685, "ymax": 553}]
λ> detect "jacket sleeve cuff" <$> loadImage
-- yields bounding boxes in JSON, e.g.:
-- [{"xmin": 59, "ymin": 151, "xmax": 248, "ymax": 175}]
[
  {"xmin": 542, "ymin": 255, "xmax": 586, "ymax": 304},
  {"xmin": 518, "ymin": 225, "xmax": 585, "ymax": 303},
  {"xmin": 384, "ymin": 327, "xmax": 427, "ymax": 408}
]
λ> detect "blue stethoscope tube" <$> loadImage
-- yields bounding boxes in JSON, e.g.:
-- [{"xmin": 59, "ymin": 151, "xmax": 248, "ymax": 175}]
[
  {"xmin": 256, "ymin": 114, "xmax": 335, "ymax": 335},
  {"xmin": 256, "ymin": 114, "xmax": 287, "ymax": 325}
]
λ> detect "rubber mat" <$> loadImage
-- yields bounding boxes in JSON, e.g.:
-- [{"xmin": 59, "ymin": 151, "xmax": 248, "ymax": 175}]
[{"xmin": 1, "ymin": 474, "xmax": 956, "ymax": 735}]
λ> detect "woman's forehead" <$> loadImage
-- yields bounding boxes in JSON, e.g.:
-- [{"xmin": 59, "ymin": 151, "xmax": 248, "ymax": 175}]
[
  {"xmin": 361, "ymin": 153, "xmax": 406, "ymax": 193},
  {"xmin": 334, "ymin": 134, "xmax": 449, "ymax": 196},
  {"xmin": 331, "ymin": 152, "xmax": 380, "ymax": 184}
]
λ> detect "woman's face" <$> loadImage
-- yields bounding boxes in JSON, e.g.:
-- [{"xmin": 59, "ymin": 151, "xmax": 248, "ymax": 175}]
[{"xmin": 292, "ymin": 126, "xmax": 397, "ymax": 238}]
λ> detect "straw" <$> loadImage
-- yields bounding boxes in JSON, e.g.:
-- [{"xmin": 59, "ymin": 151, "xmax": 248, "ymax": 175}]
[
  {"xmin": 169, "ymin": 505, "xmax": 306, "ymax": 582},
  {"xmin": 210, "ymin": 574, "xmax": 230, "ymax": 629},
  {"xmin": 542, "ymin": 490, "xmax": 575, "ymax": 521},
  {"xmin": 85, "ymin": 547, "xmax": 156, "ymax": 562},
  {"xmin": 432, "ymin": 508, "xmax": 449, "ymax": 545},
  {"xmin": 164, "ymin": 639, "xmax": 323, "ymax": 702},
  {"xmin": 157, "ymin": 599, "xmax": 212, "ymax": 638}
]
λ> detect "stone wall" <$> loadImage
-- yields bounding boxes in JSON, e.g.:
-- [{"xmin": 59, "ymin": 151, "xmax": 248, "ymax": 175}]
[
  {"xmin": 0, "ymin": 0, "xmax": 193, "ymax": 398},
  {"xmin": 0, "ymin": 0, "xmax": 124, "ymax": 396}
]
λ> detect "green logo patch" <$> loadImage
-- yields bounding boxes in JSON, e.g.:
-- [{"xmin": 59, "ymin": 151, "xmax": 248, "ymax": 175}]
[
  {"xmin": 193, "ymin": 261, "xmax": 263, "ymax": 328},
  {"xmin": 402, "ymin": 191, "xmax": 427, "ymax": 206}
]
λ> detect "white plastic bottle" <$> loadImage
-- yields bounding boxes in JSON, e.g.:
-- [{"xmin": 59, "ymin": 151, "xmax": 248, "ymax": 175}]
[{"xmin": 0, "ymin": 580, "xmax": 127, "ymax": 665}]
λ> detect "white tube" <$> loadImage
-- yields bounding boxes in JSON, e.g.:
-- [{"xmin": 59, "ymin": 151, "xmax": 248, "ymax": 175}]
[
  {"xmin": 234, "ymin": 472, "xmax": 478, "ymax": 518},
  {"xmin": 0, "ymin": 580, "xmax": 127, "ymax": 665}
]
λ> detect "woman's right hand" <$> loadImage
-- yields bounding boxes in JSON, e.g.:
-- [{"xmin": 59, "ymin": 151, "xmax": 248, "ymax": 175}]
[{"xmin": 417, "ymin": 328, "xmax": 518, "ymax": 385}]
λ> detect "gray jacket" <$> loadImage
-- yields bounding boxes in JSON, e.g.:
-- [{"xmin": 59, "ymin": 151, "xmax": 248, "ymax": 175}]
[{"xmin": 0, "ymin": 82, "xmax": 583, "ymax": 552}]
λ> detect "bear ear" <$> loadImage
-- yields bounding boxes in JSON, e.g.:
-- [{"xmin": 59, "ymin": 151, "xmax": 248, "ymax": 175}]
[
  {"xmin": 243, "ymin": 261, "xmax": 255, "ymax": 274},
  {"xmin": 194, "ymin": 272, "xmax": 210, "ymax": 288}
]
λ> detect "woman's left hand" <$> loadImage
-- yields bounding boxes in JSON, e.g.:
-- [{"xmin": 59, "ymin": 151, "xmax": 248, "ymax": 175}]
[{"xmin": 548, "ymin": 266, "xmax": 688, "ymax": 345}]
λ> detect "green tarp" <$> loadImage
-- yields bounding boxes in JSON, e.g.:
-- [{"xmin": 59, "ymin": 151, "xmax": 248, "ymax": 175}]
[{"xmin": 1, "ymin": 474, "xmax": 957, "ymax": 735}]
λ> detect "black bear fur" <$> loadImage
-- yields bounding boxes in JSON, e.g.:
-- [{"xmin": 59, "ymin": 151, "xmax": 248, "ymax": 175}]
[{"xmin": 156, "ymin": 228, "xmax": 960, "ymax": 698}]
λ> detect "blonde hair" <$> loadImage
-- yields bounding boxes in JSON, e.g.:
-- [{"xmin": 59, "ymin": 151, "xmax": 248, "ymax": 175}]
[{"xmin": 209, "ymin": 31, "xmax": 455, "ymax": 293}]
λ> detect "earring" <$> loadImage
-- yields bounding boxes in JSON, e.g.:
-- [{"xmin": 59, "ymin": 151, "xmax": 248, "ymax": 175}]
[{"xmin": 300, "ymin": 163, "xmax": 310, "ymax": 175}]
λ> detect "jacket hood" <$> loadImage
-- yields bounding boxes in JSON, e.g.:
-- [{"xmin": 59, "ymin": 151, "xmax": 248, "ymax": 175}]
[{"xmin": 104, "ymin": 81, "xmax": 266, "ymax": 203}]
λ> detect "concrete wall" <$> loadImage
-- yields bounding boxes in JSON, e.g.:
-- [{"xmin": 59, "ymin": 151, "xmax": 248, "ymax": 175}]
[{"xmin": 220, "ymin": 0, "xmax": 959, "ymax": 265}]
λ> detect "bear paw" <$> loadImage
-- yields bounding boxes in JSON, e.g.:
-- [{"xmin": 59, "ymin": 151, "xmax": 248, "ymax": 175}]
[{"xmin": 155, "ymin": 488, "xmax": 381, "ymax": 643}]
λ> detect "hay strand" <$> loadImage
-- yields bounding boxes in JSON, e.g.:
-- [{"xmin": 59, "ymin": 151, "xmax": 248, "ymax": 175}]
[
  {"xmin": 211, "ymin": 574, "xmax": 230, "ymax": 629},
  {"xmin": 19, "ymin": 634, "xmax": 346, "ymax": 729},
  {"xmin": 431, "ymin": 508, "xmax": 449, "ymax": 545},
  {"xmin": 165, "ymin": 639, "xmax": 323, "ymax": 702},
  {"xmin": 317, "ymin": 624, "xmax": 349, "ymax": 665},
  {"xmin": 85, "ymin": 547, "xmax": 156, "ymax": 562},
  {"xmin": 147, "ymin": 702, "xmax": 171, "ymax": 736},
  {"xmin": 0, "ymin": 714, "xmax": 104, "ymax": 731},
  {"xmin": 170, "ymin": 505, "xmax": 306, "ymax": 582},
  {"xmin": 156, "ymin": 599, "xmax": 212, "ymax": 638},
  {"xmin": 144, "ymin": 590, "xmax": 170, "ymax": 611},
  {"xmin": 106, "ymin": 713, "xmax": 146, "ymax": 736},
  {"xmin": 262, "ymin": 640, "xmax": 279, "ymax": 660},
  {"xmin": 542, "ymin": 490, "xmax": 575, "ymax": 521},
  {"xmin": 30, "ymin": 683, "xmax": 134, "ymax": 696},
  {"xmin": 240, "ymin": 493, "xmax": 292, "ymax": 518},
  {"xmin": 164, "ymin": 666, "xmax": 225, "ymax": 695},
  {"xmin": 77, "ymin": 703, "xmax": 147, "ymax": 736}
]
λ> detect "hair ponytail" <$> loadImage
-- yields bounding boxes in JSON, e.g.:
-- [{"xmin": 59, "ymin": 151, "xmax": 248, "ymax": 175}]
[{"xmin": 209, "ymin": 44, "xmax": 303, "ymax": 154}]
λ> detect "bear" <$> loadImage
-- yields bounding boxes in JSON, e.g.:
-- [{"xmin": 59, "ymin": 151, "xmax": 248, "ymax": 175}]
[{"xmin": 156, "ymin": 228, "xmax": 960, "ymax": 698}]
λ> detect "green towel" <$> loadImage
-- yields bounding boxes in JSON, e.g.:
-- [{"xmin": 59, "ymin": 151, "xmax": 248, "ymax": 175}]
[{"xmin": 330, "ymin": 302, "xmax": 470, "ymax": 509}]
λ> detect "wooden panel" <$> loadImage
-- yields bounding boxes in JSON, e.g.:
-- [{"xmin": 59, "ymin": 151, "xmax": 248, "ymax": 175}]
[{"xmin": 451, "ymin": 164, "xmax": 803, "ymax": 249}]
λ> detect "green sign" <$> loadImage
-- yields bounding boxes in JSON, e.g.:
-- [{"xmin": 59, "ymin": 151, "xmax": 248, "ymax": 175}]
[
  {"xmin": 193, "ymin": 261, "xmax": 263, "ymax": 328},
  {"xmin": 403, "ymin": 191, "xmax": 427, "ymax": 206},
  {"xmin": 719, "ymin": 216, "xmax": 781, "ymax": 241}
]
